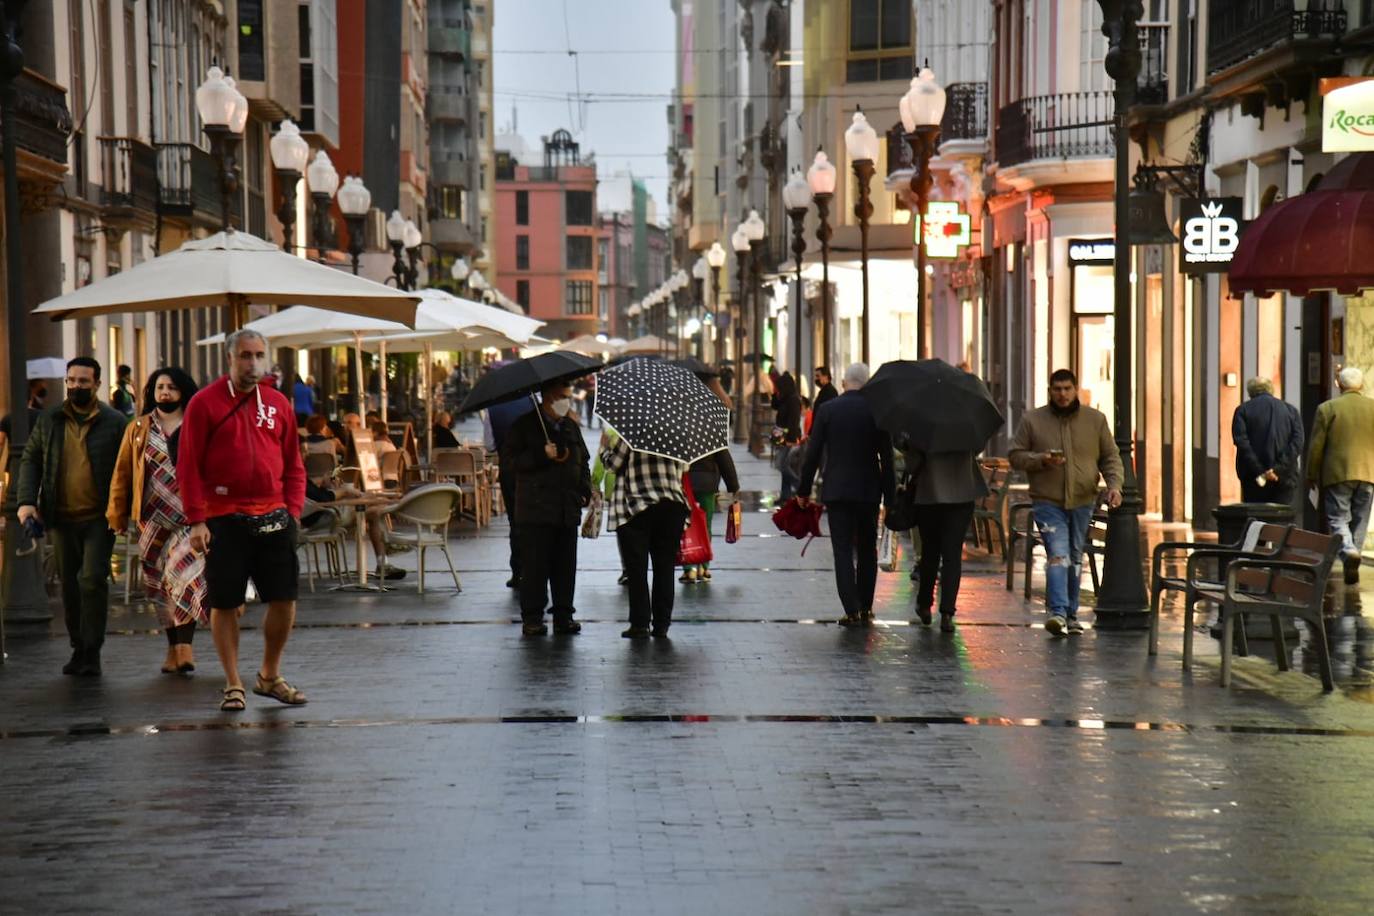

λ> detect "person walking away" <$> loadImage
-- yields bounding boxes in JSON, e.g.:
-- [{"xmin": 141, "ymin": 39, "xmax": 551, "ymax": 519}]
[
  {"xmin": 907, "ymin": 447, "xmax": 988, "ymax": 632},
  {"xmin": 111, "ymin": 364, "xmax": 137, "ymax": 419},
  {"xmin": 771, "ymin": 371, "xmax": 803, "ymax": 501},
  {"xmin": 1232, "ymin": 376, "xmax": 1303, "ymax": 505},
  {"xmin": 292, "ymin": 374, "xmax": 316, "ymax": 426},
  {"xmin": 1009, "ymin": 368, "xmax": 1123, "ymax": 637},
  {"xmin": 601, "ymin": 433, "xmax": 690, "ymax": 639},
  {"xmin": 179, "ymin": 329, "xmax": 307, "ymax": 712},
  {"xmin": 1306, "ymin": 367, "xmax": 1374, "ymax": 584},
  {"xmin": 681, "ymin": 376, "xmax": 739, "ymax": 584},
  {"xmin": 17, "ymin": 358, "xmax": 128, "ymax": 675},
  {"xmin": 502, "ymin": 382, "xmax": 591, "ymax": 635},
  {"xmin": 107, "ymin": 368, "xmax": 208, "ymax": 674},
  {"xmin": 485, "ymin": 396, "xmax": 536, "ymax": 589},
  {"xmin": 796, "ymin": 363, "xmax": 895, "ymax": 627}
]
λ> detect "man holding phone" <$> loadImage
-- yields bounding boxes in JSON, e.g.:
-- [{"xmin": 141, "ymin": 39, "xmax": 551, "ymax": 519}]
[{"xmin": 1009, "ymin": 369, "xmax": 1122, "ymax": 637}]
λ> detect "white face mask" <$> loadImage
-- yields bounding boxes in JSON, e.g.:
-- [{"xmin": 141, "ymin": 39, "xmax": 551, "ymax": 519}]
[{"xmin": 549, "ymin": 398, "xmax": 573, "ymax": 417}]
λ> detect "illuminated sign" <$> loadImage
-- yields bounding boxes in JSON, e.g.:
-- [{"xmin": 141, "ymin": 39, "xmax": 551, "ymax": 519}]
[
  {"xmin": 913, "ymin": 202, "xmax": 971, "ymax": 259},
  {"xmin": 1179, "ymin": 197, "xmax": 1245, "ymax": 275},
  {"xmin": 1067, "ymin": 239, "xmax": 1115, "ymax": 265},
  {"xmin": 1323, "ymin": 80, "xmax": 1374, "ymax": 152}
]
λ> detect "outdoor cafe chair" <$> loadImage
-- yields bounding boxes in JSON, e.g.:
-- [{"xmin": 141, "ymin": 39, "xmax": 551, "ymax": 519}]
[{"xmin": 376, "ymin": 484, "xmax": 464, "ymax": 594}]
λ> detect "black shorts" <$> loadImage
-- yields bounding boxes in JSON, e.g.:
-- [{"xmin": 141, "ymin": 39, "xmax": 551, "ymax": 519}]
[{"xmin": 205, "ymin": 514, "xmax": 300, "ymax": 609}]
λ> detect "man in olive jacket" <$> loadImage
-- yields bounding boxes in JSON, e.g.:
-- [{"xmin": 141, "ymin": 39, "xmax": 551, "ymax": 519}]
[
  {"xmin": 1009, "ymin": 368, "xmax": 1122, "ymax": 637},
  {"xmin": 1307, "ymin": 367, "xmax": 1374, "ymax": 584},
  {"xmin": 501, "ymin": 381, "xmax": 592, "ymax": 635},
  {"xmin": 16, "ymin": 357, "xmax": 129, "ymax": 676}
]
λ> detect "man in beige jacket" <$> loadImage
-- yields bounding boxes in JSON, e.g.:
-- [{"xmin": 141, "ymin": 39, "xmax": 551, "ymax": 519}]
[
  {"xmin": 1307, "ymin": 367, "xmax": 1374, "ymax": 584},
  {"xmin": 1009, "ymin": 369, "xmax": 1123, "ymax": 636}
]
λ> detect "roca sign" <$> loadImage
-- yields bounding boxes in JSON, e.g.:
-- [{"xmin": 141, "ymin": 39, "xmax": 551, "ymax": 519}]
[
  {"xmin": 1179, "ymin": 197, "xmax": 1245, "ymax": 275},
  {"xmin": 1323, "ymin": 80, "xmax": 1374, "ymax": 152}
]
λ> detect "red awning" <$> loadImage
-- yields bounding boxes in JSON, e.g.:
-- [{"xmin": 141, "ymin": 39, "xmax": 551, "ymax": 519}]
[{"xmin": 1228, "ymin": 152, "xmax": 1374, "ymax": 298}]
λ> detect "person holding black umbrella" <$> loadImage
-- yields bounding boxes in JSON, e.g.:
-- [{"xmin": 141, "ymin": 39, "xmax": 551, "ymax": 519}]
[
  {"xmin": 502, "ymin": 380, "xmax": 592, "ymax": 636},
  {"xmin": 904, "ymin": 443, "xmax": 989, "ymax": 633}
]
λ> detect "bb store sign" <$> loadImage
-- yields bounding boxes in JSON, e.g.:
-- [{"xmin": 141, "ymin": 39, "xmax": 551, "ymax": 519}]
[{"xmin": 1065, "ymin": 197, "xmax": 1245, "ymax": 276}]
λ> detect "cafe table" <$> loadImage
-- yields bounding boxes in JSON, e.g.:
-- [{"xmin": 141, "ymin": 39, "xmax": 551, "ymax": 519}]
[{"xmin": 326, "ymin": 491, "xmax": 402, "ymax": 592}]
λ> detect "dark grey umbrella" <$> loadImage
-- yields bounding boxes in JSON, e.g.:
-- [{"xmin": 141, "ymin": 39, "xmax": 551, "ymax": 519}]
[
  {"xmin": 457, "ymin": 351, "xmax": 603, "ymax": 414},
  {"xmin": 861, "ymin": 358, "xmax": 1003, "ymax": 452},
  {"xmin": 594, "ymin": 358, "xmax": 730, "ymax": 464}
]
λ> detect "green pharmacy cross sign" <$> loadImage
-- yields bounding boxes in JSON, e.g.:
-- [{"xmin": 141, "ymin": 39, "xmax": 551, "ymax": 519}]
[{"xmin": 913, "ymin": 201, "xmax": 971, "ymax": 259}]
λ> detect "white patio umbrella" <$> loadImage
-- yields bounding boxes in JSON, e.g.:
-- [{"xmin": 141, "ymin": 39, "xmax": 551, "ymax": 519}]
[
  {"xmin": 26, "ymin": 357, "xmax": 68, "ymax": 379},
  {"xmin": 621, "ymin": 334, "xmax": 669, "ymax": 355},
  {"xmin": 557, "ymin": 334, "xmax": 619, "ymax": 357},
  {"xmin": 33, "ymin": 229, "xmax": 420, "ymax": 325}
]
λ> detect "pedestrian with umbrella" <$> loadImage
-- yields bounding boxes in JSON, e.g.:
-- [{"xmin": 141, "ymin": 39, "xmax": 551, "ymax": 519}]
[
  {"xmin": 671, "ymin": 360, "xmax": 740, "ymax": 584},
  {"xmin": 596, "ymin": 359, "xmax": 731, "ymax": 638},
  {"xmin": 862, "ymin": 359, "xmax": 1002, "ymax": 632}
]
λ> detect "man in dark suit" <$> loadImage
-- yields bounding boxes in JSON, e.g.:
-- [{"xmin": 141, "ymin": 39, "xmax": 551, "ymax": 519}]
[
  {"xmin": 796, "ymin": 363, "xmax": 895, "ymax": 627},
  {"xmin": 811, "ymin": 366, "xmax": 838, "ymax": 414},
  {"xmin": 1232, "ymin": 376, "xmax": 1303, "ymax": 505}
]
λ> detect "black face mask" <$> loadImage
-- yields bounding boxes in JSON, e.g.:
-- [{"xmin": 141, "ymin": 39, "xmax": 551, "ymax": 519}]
[
  {"xmin": 68, "ymin": 388, "xmax": 95, "ymax": 409},
  {"xmin": 34, "ymin": 387, "xmax": 46, "ymax": 402},
  {"xmin": 155, "ymin": 400, "xmax": 182, "ymax": 414}
]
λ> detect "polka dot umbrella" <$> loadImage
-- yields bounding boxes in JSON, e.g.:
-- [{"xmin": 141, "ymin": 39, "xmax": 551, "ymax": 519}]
[{"xmin": 594, "ymin": 357, "xmax": 731, "ymax": 464}]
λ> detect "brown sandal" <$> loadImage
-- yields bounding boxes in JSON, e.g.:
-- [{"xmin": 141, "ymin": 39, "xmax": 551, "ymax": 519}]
[
  {"xmin": 253, "ymin": 673, "xmax": 308, "ymax": 706},
  {"xmin": 220, "ymin": 686, "xmax": 246, "ymax": 712}
]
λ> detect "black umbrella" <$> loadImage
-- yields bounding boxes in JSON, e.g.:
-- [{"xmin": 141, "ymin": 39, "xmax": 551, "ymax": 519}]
[
  {"xmin": 594, "ymin": 359, "xmax": 730, "ymax": 464},
  {"xmin": 669, "ymin": 357, "xmax": 719, "ymax": 379},
  {"xmin": 861, "ymin": 359, "xmax": 1003, "ymax": 452},
  {"xmin": 458, "ymin": 351, "xmax": 603, "ymax": 414}
]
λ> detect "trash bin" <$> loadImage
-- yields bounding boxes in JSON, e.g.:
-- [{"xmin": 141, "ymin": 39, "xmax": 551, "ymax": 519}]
[{"xmin": 1209, "ymin": 502, "xmax": 1298, "ymax": 641}]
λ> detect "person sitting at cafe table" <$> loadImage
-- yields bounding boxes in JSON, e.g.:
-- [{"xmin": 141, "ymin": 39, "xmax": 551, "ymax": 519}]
[
  {"xmin": 301, "ymin": 478, "xmax": 405, "ymax": 580},
  {"xmin": 302, "ymin": 415, "xmax": 346, "ymax": 458}
]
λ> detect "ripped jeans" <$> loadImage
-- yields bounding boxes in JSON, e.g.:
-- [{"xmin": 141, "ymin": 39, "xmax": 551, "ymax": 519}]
[{"xmin": 1031, "ymin": 501, "xmax": 1094, "ymax": 620}]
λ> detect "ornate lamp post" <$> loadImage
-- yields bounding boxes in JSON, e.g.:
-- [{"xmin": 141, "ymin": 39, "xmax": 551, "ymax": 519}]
[
  {"xmin": 450, "ymin": 256, "xmax": 471, "ymax": 297},
  {"xmin": 901, "ymin": 68, "xmax": 946, "ymax": 360},
  {"xmin": 691, "ymin": 257, "xmax": 709, "ymax": 359},
  {"xmin": 731, "ymin": 226, "xmax": 752, "ymax": 442},
  {"xmin": 269, "ymin": 119, "xmax": 310, "ymax": 253},
  {"xmin": 807, "ymin": 150, "xmax": 836, "ymax": 371},
  {"xmin": 743, "ymin": 210, "xmax": 767, "ymax": 451},
  {"xmin": 1093, "ymin": 0, "xmax": 1150, "ymax": 630},
  {"xmin": 336, "ymin": 176, "xmax": 372, "ymax": 275},
  {"xmin": 403, "ymin": 219, "xmax": 423, "ymax": 289},
  {"xmin": 845, "ymin": 108, "xmax": 880, "ymax": 365},
  {"xmin": 386, "ymin": 210, "xmax": 409, "ymax": 289},
  {"xmin": 306, "ymin": 150, "xmax": 339, "ymax": 260},
  {"xmin": 627, "ymin": 302, "xmax": 641, "ymax": 337},
  {"xmin": 194, "ymin": 66, "xmax": 249, "ymax": 234},
  {"xmin": 706, "ymin": 242, "xmax": 726, "ymax": 362},
  {"xmin": 782, "ymin": 167, "xmax": 811, "ymax": 379}
]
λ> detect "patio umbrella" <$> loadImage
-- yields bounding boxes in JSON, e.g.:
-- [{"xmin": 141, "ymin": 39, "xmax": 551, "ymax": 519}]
[
  {"xmin": 594, "ymin": 358, "xmax": 729, "ymax": 465},
  {"xmin": 558, "ymin": 334, "xmax": 618, "ymax": 356},
  {"xmin": 33, "ymin": 229, "xmax": 420, "ymax": 325},
  {"xmin": 620, "ymin": 334, "xmax": 669, "ymax": 355},
  {"xmin": 458, "ymin": 351, "xmax": 604, "ymax": 416},
  {"xmin": 861, "ymin": 359, "xmax": 1003, "ymax": 453}
]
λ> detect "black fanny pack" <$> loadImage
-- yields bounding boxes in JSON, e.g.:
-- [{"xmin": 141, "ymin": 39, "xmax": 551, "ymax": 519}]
[{"xmin": 229, "ymin": 507, "xmax": 293, "ymax": 537}]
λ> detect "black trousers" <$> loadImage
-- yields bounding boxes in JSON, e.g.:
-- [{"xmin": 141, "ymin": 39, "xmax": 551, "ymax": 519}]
[
  {"xmin": 500, "ymin": 459, "xmax": 520, "ymax": 579},
  {"xmin": 617, "ymin": 501, "xmax": 689, "ymax": 630},
  {"xmin": 517, "ymin": 525, "xmax": 578, "ymax": 623},
  {"xmin": 1240, "ymin": 477, "xmax": 1295, "ymax": 506},
  {"xmin": 51, "ymin": 519, "xmax": 116, "ymax": 654},
  {"xmin": 913, "ymin": 502, "xmax": 976, "ymax": 615},
  {"xmin": 826, "ymin": 501, "xmax": 880, "ymax": 617}
]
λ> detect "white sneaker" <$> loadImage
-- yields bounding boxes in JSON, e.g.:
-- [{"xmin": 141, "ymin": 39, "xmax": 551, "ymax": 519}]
[
  {"xmin": 1066, "ymin": 618, "xmax": 1085, "ymax": 636},
  {"xmin": 1045, "ymin": 615, "xmax": 1067, "ymax": 638}
]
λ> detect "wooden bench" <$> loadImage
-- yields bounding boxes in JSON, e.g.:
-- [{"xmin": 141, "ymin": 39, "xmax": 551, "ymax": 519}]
[
  {"xmin": 1006, "ymin": 491, "xmax": 1108, "ymax": 599},
  {"xmin": 1148, "ymin": 521, "xmax": 1290, "ymax": 667},
  {"xmin": 1199, "ymin": 528, "xmax": 1340, "ymax": 692}
]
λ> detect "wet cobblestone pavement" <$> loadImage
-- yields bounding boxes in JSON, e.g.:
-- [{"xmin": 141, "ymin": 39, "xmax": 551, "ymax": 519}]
[{"xmin": 5, "ymin": 430, "xmax": 1374, "ymax": 913}]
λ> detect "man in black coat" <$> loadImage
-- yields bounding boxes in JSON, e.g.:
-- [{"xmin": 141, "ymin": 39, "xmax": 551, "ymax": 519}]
[
  {"xmin": 796, "ymin": 363, "xmax": 895, "ymax": 626},
  {"xmin": 811, "ymin": 366, "xmax": 838, "ymax": 414},
  {"xmin": 1232, "ymin": 377, "xmax": 1303, "ymax": 504},
  {"xmin": 501, "ymin": 381, "xmax": 592, "ymax": 635}
]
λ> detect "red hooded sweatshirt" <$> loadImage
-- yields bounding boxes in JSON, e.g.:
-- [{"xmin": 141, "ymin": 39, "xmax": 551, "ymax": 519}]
[{"xmin": 178, "ymin": 376, "xmax": 306, "ymax": 524}]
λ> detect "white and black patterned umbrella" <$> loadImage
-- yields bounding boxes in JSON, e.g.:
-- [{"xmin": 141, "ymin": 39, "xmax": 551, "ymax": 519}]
[{"xmin": 594, "ymin": 357, "xmax": 730, "ymax": 464}]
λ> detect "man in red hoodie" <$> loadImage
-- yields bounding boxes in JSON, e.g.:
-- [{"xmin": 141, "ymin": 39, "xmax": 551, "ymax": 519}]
[{"xmin": 180, "ymin": 328, "xmax": 307, "ymax": 712}]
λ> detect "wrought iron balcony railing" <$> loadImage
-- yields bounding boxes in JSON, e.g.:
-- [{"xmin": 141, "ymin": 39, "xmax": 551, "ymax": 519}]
[
  {"xmin": 1137, "ymin": 23, "xmax": 1170, "ymax": 105},
  {"xmin": 98, "ymin": 137, "xmax": 158, "ymax": 217},
  {"xmin": 155, "ymin": 142, "xmax": 243, "ymax": 226},
  {"xmin": 995, "ymin": 91, "xmax": 1114, "ymax": 168},
  {"xmin": 1208, "ymin": 0, "xmax": 1347, "ymax": 74},
  {"xmin": 940, "ymin": 82, "xmax": 988, "ymax": 144}
]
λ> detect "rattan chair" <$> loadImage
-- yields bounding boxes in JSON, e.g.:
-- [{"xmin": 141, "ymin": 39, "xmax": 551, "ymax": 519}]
[{"xmin": 376, "ymin": 484, "xmax": 463, "ymax": 594}]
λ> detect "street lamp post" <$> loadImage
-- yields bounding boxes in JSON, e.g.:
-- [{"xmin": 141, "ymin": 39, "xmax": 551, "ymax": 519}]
[
  {"xmin": 336, "ymin": 175, "xmax": 372, "ymax": 275},
  {"xmin": 450, "ymin": 256, "xmax": 471, "ymax": 297},
  {"xmin": 743, "ymin": 210, "xmax": 767, "ymax": 454},
  {"xmin": 269, "ymin": 119, "xmax": 309, "ymax": 253},
  {"xmin": 845, "ymin": 109, "xmax": 880, "ymax": 365},
  {"xmin": 783, "ymin": 168, "xmax": 811, "ymax": 379},
  {"xmin": 807, "ymin": 150, "xmax": 836, "ymax": 372},
  {"xmin": 706, "ymin": 242, "xmax": 726, "ymax": 364},
  {"xmin": 195, "ymin": 67, "xmax": 249, "ymax": 236},
  {"xmin": 403, "ymin": 219, "xmax": 423, "ymax": 290},
  {"xmin": 731, "ymin": 226, "xmax": 751, "ymax": 443},
  {"xmin": 1093, "ymin": 0, "xmax": 1150, "ymax": 630},
  {"xmin": 692, "ymin": 257, "xmax": 709, "ymax": 359},
  {"xmin": 386, "ymin": 210, "xmax": 409, "ymax": 290},
  {"xmin": 901, "ymin": 68, "xmax": 946, "ymax": 360},
  {"xmin": 306, "ymin": 150, "xmax": 340, "ymax": 260}
]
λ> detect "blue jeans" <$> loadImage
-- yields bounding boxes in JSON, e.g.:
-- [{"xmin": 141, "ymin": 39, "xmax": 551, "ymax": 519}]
[
  {"xmin": 1324, "ymin": 481, "xmax": 1374, "ymax": 557},
  {"xmin": 1031, "ymin": 502, "xmax": 1094, "ymax": 619}
]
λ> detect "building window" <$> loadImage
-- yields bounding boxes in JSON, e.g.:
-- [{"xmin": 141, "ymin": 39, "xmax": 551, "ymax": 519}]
[
  {"xmin": 516, "ymin": 235, "xmax": 529, "ymax": 270},
  {"xmin": 515, "ymin": 190, "xmax": 529, "ymax": 225},
  {"xmin": 238, "ymin": 0, "xmax": 265, "ymax": 81},
  {"xmin": 565, "ymin": 280, "xmax": 593, "ymax": 315},
  {"xmin": 565, "ymin": 190, "xmax": 593, "ymax": 226},
  {"xmin": 847, "ymin": 0, "xmax": 912, "ymax": 83},
  {"xmin": 599, "ymin": 287, "xmax": 609, "ymax": 321},
  {"xmin": 597, "ymin": 238, "xmax": 609, "ymax": 283},
  {"xmin": 566, "ymin": 235, "xmax": 593, "ymax": 270},
  {"xmin": 298, "ymin": 1, "xmax": 316, "ymax": 131},
  {"xmin": 439, "ymin": 185, "xmax": 463, "ymax": 219},
  {"xmin": 516, "ymin": 280, "xmax": 530, "ymax": 309}
]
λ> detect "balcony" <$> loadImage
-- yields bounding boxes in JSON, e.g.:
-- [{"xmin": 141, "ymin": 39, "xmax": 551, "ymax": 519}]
[
  {"xmin": 939, "ymin": 82, "xmax": 988, "ymax": 155},
  {"xmin": 155, "ymin": 142, "xmax": 242, "ymax": 228},
  {"xmin": 428, "ymin": 24, "xmax": 470, "ymax": 59},
  {"xmin": 994, "ymin": 92, "xmax": 1114, "ymax": 190},
  {"xmin": 1137, "ymin": 23, "xmax": 1170, "ymax": 106},
  {"xmin": 0, "ymin": 69, "xmax": 72, "ymax": 207},
  {"xmin": 98, "ymin": 137, "xmax": 158, "ymax": 226},
  {"xmin": 431, "ymin": 157, "xmax": 470, "ymax": 189},
  {"xmin": 428, "ymin": 87, "xmax": 468, "ymax": 124},
  {"xmin": 430, "ymin": 216, "xmax": 475, "ymax": 253},
  {"xmin": 1208, "ymin": 0, "xmax": 1346, "ymax": 75}
]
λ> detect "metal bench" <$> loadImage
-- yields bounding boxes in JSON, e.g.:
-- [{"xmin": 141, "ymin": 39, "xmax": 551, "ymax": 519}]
[
  {"xmin": 1006, "ymin": 491, "xmax": 1108, "ymax": 599},
  {"xmin": 971, "ymin": 461, "xmax": 1011, "ymax": 555}
]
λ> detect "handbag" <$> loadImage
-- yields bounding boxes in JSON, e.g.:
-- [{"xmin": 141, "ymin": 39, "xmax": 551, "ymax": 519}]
[
  {"xmin": 676, "ymin": 476, "xmax": 713, "ymax": 566},
  {"xmin": 884, "ymin": 472, "xmax": 919, "ymax": 532},
  {"xmin": 724, "ymin": 499, "xmax": 743, "ymax": 544},
  {"xmin": 580, "ymin": 492, "xmax": 603, "ymax": 539}
]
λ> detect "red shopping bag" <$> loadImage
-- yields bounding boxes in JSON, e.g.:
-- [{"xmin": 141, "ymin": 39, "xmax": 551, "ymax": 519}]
[
  {"xmin": 677, "ymin": 476, "xmax": 714, "ymax": 566},
  {"xmin": 724, "ymin": 500, "xmax": 743, "ymax": 544}
]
